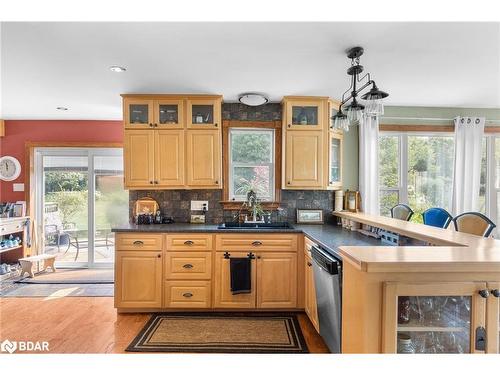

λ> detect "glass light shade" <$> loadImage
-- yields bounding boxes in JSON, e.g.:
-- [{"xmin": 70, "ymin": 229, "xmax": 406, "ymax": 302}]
[
  {"xmin": 364, "ymin": 98, "xmax": 384, "ymax": 116},
  {"xmin": 347, "ymin": 107, "xmax": 363, "ymax": 125},
  {"xmin": 334, "ymin": 115, "xmax": 350, "ymax": 132}
]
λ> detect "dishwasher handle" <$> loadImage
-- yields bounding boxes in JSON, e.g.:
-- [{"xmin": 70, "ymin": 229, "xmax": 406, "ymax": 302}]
[{"xmin": 311, "ymin": 245, "xmax": 341, "ymax": 275}]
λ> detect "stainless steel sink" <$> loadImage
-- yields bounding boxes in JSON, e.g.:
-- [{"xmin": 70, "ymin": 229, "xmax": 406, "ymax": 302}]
[{"xmin": 217, "ymin": 222, "xmax": 293, "ymax": 230}]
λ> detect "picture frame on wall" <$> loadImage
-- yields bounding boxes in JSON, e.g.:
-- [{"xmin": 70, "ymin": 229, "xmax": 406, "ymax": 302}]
[{"xmin": 296, "ymin": 209, "xmax": 324, "ymax": 224}]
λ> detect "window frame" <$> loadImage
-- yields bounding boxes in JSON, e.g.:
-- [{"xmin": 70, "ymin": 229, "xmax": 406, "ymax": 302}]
[
  {"xmin": 379, "ymin": 130, "xmax": 455, "ymax": 215},
  {"xmin": 228, "ymin": 128, "xmax": 275, "ymax": 202},
  {"xmin": 221, "ymin": 120, "xmax": 282, "ymax": 210}
]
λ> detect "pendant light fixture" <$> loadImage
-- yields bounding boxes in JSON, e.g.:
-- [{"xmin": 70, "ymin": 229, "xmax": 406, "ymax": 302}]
[{"xmin": 332, "ymin": 46, "xmax": 389, "ymax": 131}]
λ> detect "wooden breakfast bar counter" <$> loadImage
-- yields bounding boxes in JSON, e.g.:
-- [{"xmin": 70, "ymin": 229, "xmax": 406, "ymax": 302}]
[{"xmin": 334, "ymin": 211, "xmax": 500, "ymax": 354}]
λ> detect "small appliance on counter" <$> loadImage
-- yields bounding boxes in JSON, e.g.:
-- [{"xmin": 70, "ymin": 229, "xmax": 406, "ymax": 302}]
[{"xmin": 133, "ymin": 197, "xmax": 174, "ymax": 225}]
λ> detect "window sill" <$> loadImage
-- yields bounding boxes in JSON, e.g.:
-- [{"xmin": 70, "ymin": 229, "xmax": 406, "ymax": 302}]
[{"xmin": 219, "ymin": 201, "xmax": 281, "ymax": 210}]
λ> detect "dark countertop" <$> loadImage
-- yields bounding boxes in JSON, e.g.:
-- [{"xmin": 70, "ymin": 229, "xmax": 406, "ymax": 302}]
[{"xmin": 112, "ymin": 223, "xmax": 382, "ymax": 259}]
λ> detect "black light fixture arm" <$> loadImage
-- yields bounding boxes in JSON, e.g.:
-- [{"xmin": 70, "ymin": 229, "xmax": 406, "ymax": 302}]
[{"xmin": 339, "ymin": 78, "xmax": 375, "ymax": 109}]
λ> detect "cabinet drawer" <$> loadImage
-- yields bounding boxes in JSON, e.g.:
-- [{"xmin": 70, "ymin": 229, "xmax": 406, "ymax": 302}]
[
  {"xmin": 164, "ymin": 281, "xmax": 211, "ymax": 308},
  {"xmin": 216, "ymin": 234, "xmax": 297, "ymax": 252},
  {"xmin": 115, "ymin": 233, "xmax": 163, "ymax": 251},
  {"xmin": 165, "ymin": 252, "xmax": 212, "ymax": 280},
  {"xmin": 166, "ymin": 234, "xmax": 213, "ymax": 251}
]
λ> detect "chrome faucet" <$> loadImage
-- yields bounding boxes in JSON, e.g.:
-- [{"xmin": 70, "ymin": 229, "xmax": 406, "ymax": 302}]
[{"xmin": 244, "ymin": 190, "xmax": 264, "ymax": 223}]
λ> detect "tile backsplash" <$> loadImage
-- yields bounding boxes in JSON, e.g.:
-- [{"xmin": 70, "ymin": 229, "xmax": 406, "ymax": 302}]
[{"xmin": 129, "ymin": 189, "xmax": 334, "ymax": 224}]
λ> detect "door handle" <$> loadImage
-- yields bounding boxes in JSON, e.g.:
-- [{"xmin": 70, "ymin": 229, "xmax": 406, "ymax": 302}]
[
  {"xmin": 184, "ymin": 240, "xmax": 194, "ymax": 246},
  {"xmin": 182, "ymin": 264, "xmax": 193, "ymax": 269},
  {"xmin": 182, "ymin": 292, "xmax": 193, "ymax": 298},
  {"xmin": 475, "ymin": 326, "xmax": 487, "ymax": 351},
  {"xmin": 491, "ymin": 289, "xmax": 500, "ymax": 298},
  {"xmin": 252, "ymin": 241, "xmax": 262, "ymax": 246},
  {"xmin": 133, "ymin": 240, "xmax": 144, "ymax": 246}
]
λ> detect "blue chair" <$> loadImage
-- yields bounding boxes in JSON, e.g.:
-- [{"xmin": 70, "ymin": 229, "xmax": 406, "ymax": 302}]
[
  {"xmin": 390, "ymin": 204, "xmax": 414, "ymax": 221},
  {"xmin": 422, "ymin": 208, "xmax": 453, "ymax": 229},
  {"xmin": 452, "ymin": 212, "xmax": 496, "ymax": 238}
]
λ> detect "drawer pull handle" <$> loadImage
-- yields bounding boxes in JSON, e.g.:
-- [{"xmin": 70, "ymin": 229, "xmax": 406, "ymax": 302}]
[
  {"xmin": 133, "ymin": 240, "xmax": 144, "ymax": 246},
  {"xmin": 183, "ymin": 292, "xmax": 193, "ymax": 298},
  {"xmin": 252, "ymin": 241, "xmax": 262, "ymax": 246},
  {"xmin": 182, "ymin": 264, "xmax": 193, "ymax": 269},
  {"xmin": 184, "ymin": 240, "xmax": 194, "ymax": 246}
]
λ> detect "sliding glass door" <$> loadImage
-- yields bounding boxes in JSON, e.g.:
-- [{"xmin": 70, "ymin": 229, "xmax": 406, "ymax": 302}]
[{"xmin": 35, "ymin": 148, "xmax": 128, "ymax": 268}]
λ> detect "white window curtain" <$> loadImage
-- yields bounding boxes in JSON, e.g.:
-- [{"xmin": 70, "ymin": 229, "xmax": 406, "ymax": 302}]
[
  {"xmin": 451, "ymin": 116, "xmax": 485, "ymax": 215},
  {"xmin": 359, "ymin": 115, "xmax": 380, "ymax": 215}
]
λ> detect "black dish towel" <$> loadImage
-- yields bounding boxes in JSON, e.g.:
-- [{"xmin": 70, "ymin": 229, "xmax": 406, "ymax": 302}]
[{"xmin": 230, "ymin": 257, "xmax": 252, "ymax": 295}]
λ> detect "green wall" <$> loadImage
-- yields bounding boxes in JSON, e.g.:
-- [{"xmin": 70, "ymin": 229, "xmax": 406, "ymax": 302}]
[{"xmin": 343, "ymin": 106, "xmax": 500, "ymax": 191}]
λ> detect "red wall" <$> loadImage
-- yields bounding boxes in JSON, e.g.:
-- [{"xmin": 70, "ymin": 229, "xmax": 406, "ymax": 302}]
[{"xmin": 0, "ymin": 120, "xmax": 123, "ymax": 202}]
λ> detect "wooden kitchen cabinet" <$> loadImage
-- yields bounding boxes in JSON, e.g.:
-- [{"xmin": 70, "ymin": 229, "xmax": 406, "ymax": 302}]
[
  {"xmin": 124, "ymin": 130, "xmax": 155, "ymax": 187},
  {"xmin": 382, "ymin": 281, "xmax": 488, "ymax": 353},
  {"xmin": 256, "ymin": 252, "xmax": 297, "ymax": 309},
  {"xmin": 284, "ymin": 97, "xmax": 324, "ymax": 130},
  {"xmin": 187, "ymin": 97, "xmax": 222, "ymax": 129},
  {"xmin": 115, "ymin": 251, "xmax": 163, "ymax": 308},
  {"xmin": 186, "ymin": 129, "xmax": 221, "ymax": 188},
  {"xmin": 124, "ymin": 98, "xmax": 154, "ymax": 129},
  {"xmin": 328, "ymin": 131, "xmax": 343, "ymax": 190},
  {"xmin": 214, "ymin": 251, "xmax": 257, "ymax": 309},
  {"xmin": 284, "ymin": 130, "xmax": 324, "ymax": 189},
  {"xmin": 155, "ymin": 99, "xmax": 184, "ymax": 128},
  {"xmin": 304, "ymin": 252, "xmax": 319, "ymax": 332},
  {"xmin": 155, "ymin": 129, "xmax": 185, "ymax": 187}
]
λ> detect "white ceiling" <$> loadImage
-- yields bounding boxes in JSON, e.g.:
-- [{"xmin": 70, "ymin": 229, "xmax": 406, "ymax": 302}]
[{"xmin": 1, "ymin": 22, "xmax": 499, "ymax": 120}]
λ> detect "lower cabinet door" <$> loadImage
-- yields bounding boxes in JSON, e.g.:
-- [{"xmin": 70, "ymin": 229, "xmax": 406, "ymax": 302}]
[
  {"xmin": 256, "ymin": 252, "xmax": 297, "ymax": 309},
  {"xmin": 304, "ymin": 255, "xmax": 319, "ymax": 332},
  {"xmin": 115, "ymin": 251, "xmax": 162, "ymax": 308},
  {"xmin": 164, "ymin": 281, "xmax": 211, "ymax": 308},
  {"xmin": 214, "ymin": 252, "xmax": 256, "ymax": 308}
]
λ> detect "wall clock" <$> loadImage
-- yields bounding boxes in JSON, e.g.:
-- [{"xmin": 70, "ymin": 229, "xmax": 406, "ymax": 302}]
[{"xmin": 0, "ymin": 156, "xmax": 22, "ymax": 181}]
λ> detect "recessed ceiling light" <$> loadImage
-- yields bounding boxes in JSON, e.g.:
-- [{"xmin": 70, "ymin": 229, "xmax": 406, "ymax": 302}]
[
  {"xmin": 109, "ymin": 65, "xmax": 126, "ymax": 72},
  {"xmin": 238, "ymin": 92, "xmax": 269, "ymax": 106},
  {"xmin": 56, "ymin": 107, "xmax": 68, "ymax": 111}
]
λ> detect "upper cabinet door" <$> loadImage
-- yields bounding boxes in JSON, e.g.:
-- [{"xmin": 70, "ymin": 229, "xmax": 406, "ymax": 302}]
[
  {"xmin": 285, "ymin": 99, "xmax": 324, "ymax": 130},
  {"xmin": 285, "ymin": 130, "xmax": 324, "ymax": 189},
  {"xmin": 155, "ymin": 130, "xmax": 185, "ymax": 188},
  {"xmin": 328, "ymin": 132, "xmax": 343, "ymax": 189},
  {"xmin": 187, "ymin": 98, "xmax": 221, "ymax": 129},
  {"xmin": 124, "ymin": 130, "xmax": 155, "ymax": 188},
  {"xmin": 124, "ymin": 99, "xmax": 154, "ymax": 129},
  {"xmin": 154, "ymin": 99, "xmax": 184, "ymax": 129},
  {"xmin": 186, "ymin": 130, "xmax": 221, "ymax": 188}
]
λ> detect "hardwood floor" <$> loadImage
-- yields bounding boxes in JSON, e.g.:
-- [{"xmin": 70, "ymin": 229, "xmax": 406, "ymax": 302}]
[{"xmin": 0, "ymin": 297, "xmax": 329, "ymax": 353}]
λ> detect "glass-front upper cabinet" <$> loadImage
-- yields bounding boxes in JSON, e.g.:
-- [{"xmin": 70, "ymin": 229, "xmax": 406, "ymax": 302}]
[
  {"xmin": 187, "ymin": 98, "xmax": 222, "ymax": 129},
  {"xmin": 124, "ymin": 99, "xmax": 154, "ymax": 129},
  {"xmin": 154, "ymin": 99, "xmax": 184, "ymax": 128},
  {"xmin": 284, "ymin": 98, "xmax": 324, "ymax": 130},
  {"xmin": 383, "ymin": 282, "xmax": 488, "ymax": 354},
  {"xmin": 329, "ymin": 132, "xmax": 343, "ymax": 189}
]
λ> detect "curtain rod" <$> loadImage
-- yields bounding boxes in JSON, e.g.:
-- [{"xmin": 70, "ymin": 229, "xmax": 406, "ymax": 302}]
[{"xmin": 382, "ymin": 116, "xmax": 500, "ymax": 124}]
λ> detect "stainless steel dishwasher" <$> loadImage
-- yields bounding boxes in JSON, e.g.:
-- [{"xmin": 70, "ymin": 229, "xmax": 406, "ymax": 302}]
[{"xmin": 311, "ymin": 245, "xmax": 342, "ymax": 353}]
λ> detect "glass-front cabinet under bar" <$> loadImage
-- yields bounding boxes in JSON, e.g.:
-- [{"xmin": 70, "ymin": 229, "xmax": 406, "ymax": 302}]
[
  {"xmin": 328, "ymin": 131, "xmax": 343, "ymax": 189},
  {"xmin": 383, "ymin": 282, "xmax": 488, "ymax": 353}
]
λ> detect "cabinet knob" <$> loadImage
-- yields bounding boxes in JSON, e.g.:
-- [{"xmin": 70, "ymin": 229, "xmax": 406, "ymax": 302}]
[
  {"xmin": 154, "ymin": 123, "xmax": 158, "ymax": 127},
  {"xmin": 157, "ymin": 254, "xmax": 161, "ymax": 258},
  {"xmin": 307, "ymin": 261, "xmax": 312, "ymax": 267},
  {"xmin": 215, "ymin": 180, "xmax": 219, "ymax": 184},
  {"xmin": 149, "ymin": 181, "xmax": 153, "ymax": 184},
  {"xmin": 287, "ymin": 124, "xmax": 291, "ymax": 128},
  {"xmin": 287, "ymin": 181, "xmax": 291, "ymax": 185},
  {"xmin": 215, "ymin": 123, "xmax": 218, "ymax": 127},
  {"xmin": 149, "ymin": 123, "xmax": 153, "ymax": 127},
  {"xmin": 154, "ymin": 181, "xmax": 158, "ymax": 184},
  {"xmin": 491, "ymin": 289, "xmax": 500, "ymax": 298},
  {"xmin": 257, "ymin": 255, "xmax": 261, "ymax": 259},
  {"xmin": 478, "ymin": 289, "xmax": 490, "ymax": 298},
  {"xmin": 182, "ymin": 292, "xmax": 193, "ymax": 298}
]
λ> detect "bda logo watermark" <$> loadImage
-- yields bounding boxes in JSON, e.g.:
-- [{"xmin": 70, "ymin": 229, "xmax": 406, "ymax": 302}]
[{"xmin": 1, "ymin": 339, "xmax": 49, "ymax": 353}]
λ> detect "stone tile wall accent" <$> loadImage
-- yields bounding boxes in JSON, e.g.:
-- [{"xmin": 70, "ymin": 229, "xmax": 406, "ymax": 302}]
[{"xmin": 222, "ymin": 102, "xmax": 281, "ymax": 121}]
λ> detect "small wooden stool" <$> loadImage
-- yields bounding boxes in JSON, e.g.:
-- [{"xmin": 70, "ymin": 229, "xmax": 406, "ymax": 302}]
[{"xmin": 19, "ymin": 254, "xmax": 57, "ymax": 278}]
